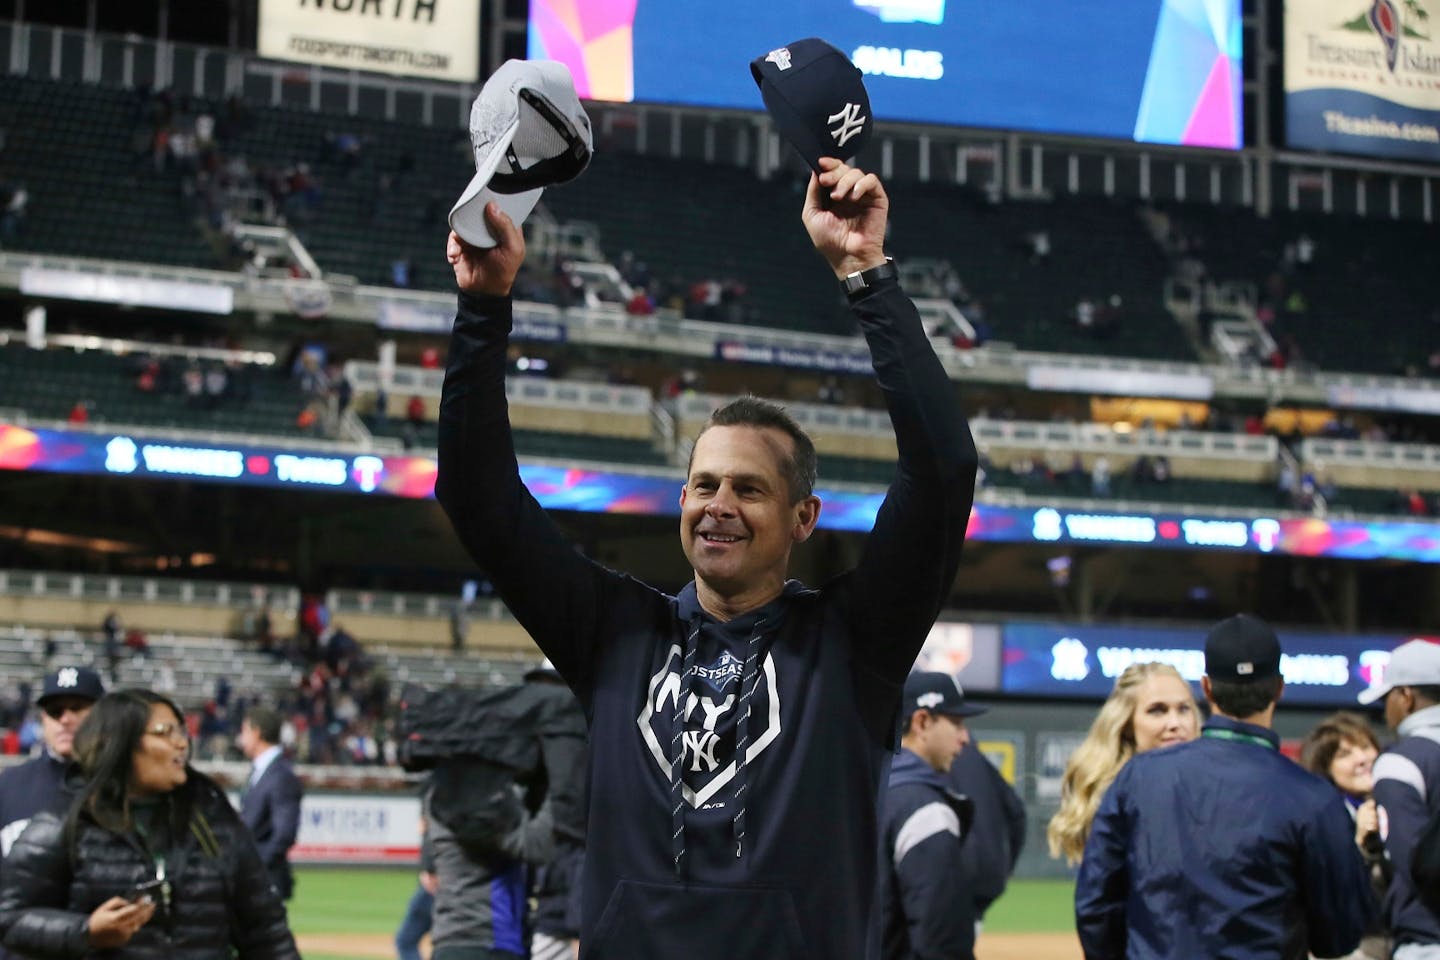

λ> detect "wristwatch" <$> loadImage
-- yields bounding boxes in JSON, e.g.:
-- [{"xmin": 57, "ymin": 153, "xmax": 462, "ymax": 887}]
[{"xmin": 840, "ymin": 257, "xmax": 897, "ymax": 295}]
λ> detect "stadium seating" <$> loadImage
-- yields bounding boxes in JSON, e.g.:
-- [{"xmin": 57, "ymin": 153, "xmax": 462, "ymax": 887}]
[
  {"xmin": 884, "ymin": 183, "xmax": 1189, "ymax": 361},
  {"xmin": 1167, "ymin": 203, "xmax": 1440, "ymax": 375},
  {"xmin": 0, "ymin": 341, "xmax": 307, "ymax": 436},
  {"xmin": 0, "ymin": 76, "xmax": 212, "ymax": 268}
]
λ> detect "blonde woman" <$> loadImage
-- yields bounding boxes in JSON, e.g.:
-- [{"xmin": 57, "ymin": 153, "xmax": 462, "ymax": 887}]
[{"xmin": 1047, "ymin": 662, "xmax": 1200, "ymax": 865}]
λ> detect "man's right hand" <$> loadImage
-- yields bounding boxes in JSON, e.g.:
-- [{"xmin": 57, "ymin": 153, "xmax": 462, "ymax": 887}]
[
  {"xmin": 87, "ymin": 896, "xmax": 155, "ymax": 949},
  {"xmin": 447, "ymin": 202, "xmax": 526, "ymax": 297},
  {"xmin": 419, "ymin": 870, "xmax": 439, "ymax": 895}
]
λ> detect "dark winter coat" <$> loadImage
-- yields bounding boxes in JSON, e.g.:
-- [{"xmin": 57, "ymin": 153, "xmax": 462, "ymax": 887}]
[{"xmin": 0, "ymin": 777, "xmax": 298, "ymax": 960}]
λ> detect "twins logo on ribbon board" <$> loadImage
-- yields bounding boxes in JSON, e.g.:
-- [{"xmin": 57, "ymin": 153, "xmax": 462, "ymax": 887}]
[{"xmin": 637, "ymin": 645, "xmax": 782, "ymax": 808}]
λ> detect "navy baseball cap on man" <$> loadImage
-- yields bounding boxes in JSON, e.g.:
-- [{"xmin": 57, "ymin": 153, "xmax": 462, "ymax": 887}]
[
  {"xmin": 902, "ymin": 671, "xmax": 987, "ymax": 720},
  {"xmin": 1204, "ymin": 614, "xmax": 1282, "ymax": 681},
  {"xmin": 749, "ymin": 38, "xmax": 873, "ymax": 172},
  {"xmin": 36, "ymin": 665, "xmax": 105, "ymax": 706}
]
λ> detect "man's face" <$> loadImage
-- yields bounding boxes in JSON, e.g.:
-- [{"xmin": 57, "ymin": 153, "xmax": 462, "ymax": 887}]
[
  {"xmin": 680, "ymin": 425, "xmax": 818, "ymax": 602},
  {"xmin": 237, "ymin": 721, "xmax": 257, "ymax": 758},
  {"xmin": 1384, "ymin": 687, "xmax": 1412, "ymax": 731},
  {"xmin": 913, "ymin": 711, "xmax": 970, "ymax": 774},
  {"xmin": 39, "ymin": 697, "xmax": 93, "ymax": 759}
]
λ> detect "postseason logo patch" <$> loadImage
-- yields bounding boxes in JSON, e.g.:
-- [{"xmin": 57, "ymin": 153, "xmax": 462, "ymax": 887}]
[{"xmin": 637, "ymin": 645, "xmax": 783, "ymax": 808}]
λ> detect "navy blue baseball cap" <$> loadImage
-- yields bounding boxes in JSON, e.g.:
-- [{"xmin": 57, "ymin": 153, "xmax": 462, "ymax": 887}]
[
  {"xmin": 1204, "ymin": 614, "xmax": 1282, "ymax": 682},
  {"xmin": 750, "ymin": 38, "xmax": 874, "ymax": 173},
  {"xmin": 37, "ymin": 665, "xmax": 105, "ymax": 706},
  {"xmin": 902, "ymin": 671, "xmax": 987, "ymax": 720}
]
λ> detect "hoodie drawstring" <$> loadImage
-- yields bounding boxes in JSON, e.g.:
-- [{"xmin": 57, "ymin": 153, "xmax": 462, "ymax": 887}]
[
  {"xmin": 730, "ymin": 616, "xmax": 767, "ymax": 858},
  {"xmin": 671, "ymin": 619, "xmax": 701, "ymax": 879}
]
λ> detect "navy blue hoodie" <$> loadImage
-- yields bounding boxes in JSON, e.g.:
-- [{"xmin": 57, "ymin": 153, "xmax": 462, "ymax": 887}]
[{"xmin": 436, "ymin": 277, "xmax": 977, "ymax": 960}]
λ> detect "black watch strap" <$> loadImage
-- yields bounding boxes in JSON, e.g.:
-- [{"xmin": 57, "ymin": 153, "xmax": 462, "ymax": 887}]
[{"xmin": 840, "ymin": 257, "xmax": 897, "ymax": 295}]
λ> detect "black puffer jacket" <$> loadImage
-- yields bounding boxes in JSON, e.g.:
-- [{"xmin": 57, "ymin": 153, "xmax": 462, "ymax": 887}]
[{"xmin": 0, "ymin": 778, "xmax": 298, "ymax": 960}]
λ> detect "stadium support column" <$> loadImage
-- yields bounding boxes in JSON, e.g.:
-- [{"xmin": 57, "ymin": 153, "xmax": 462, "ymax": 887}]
[
  {"xmin": 297, "ymin": 516, "xmax": 314, "ymax": 587},
  {"xmin": 1337, "ymin": 564, "xmax": 1358, "ymax": 633},
  {"xmin": 1073, "ymin": 552, "xmax": 1095, "ymax": 623}
]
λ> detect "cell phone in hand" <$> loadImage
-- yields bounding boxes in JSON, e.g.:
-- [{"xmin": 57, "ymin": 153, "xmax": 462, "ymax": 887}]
[{"xmin": 128, "ymin": 878, "xmax": 165, "ymax": 904}]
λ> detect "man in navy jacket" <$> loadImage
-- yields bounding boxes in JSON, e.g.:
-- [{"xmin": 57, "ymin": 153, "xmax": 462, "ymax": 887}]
[
  {"xmin": 238, "ymin": 706, "xmax": 304, "ymax": 900},
  {"xmin": 1075, "ymin": 614, "xmax": 1372, "ymax": 960},
  {"xmin": 0, "ymin": 666, "xmax": 103, "ymax": 960},
  {"xmin": 881, "ymin": 671, "xmax": 986, "ymax": 960},
  {"xmin": 437, "ymin": 158, "xmax": 977, "ymax": 959},
  {"xmin": 1362, "ymin": 639, "xmax": 1440, "ymax": 958}
]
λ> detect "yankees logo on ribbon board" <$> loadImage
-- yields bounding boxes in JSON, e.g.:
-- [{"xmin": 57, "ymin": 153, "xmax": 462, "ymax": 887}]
[{"xmin": 637, "ymin": 645, "xmax": 782, "ymax": 808}]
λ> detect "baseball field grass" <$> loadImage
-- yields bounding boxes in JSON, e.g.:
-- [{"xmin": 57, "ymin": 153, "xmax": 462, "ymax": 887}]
[{"xmin": 290, "ymin": 867, "xmax": 1078, "ymax": 959}]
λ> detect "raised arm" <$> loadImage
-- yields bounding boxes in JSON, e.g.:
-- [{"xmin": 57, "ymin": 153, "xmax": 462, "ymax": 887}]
[
  {"xmin": 804, "ymin": 160, "xmax": 978, "ymax": 682},
  {"xmin": 434, "ymin": 205, "xmax": 621, "ymax": 697}
]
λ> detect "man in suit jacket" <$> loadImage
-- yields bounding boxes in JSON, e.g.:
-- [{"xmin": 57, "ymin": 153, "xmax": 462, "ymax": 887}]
[{"xmin": 238, "ymin": 706, "xmax": 304, "ymax": 900}]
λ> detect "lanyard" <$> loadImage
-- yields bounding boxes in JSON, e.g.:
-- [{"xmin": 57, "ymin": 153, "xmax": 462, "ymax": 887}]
[{"xmin": 1202, "ymin": 727, "xmax": 1276, "ymax": 751}]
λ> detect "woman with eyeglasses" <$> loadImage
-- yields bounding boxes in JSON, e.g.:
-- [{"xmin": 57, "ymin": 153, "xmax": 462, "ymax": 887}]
[{"xmin": 0, "ymin": 689, "xmax": 299, "ymax": 959}]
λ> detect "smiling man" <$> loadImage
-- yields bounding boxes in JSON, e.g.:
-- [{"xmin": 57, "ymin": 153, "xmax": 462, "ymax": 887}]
[{"xmin": 436, "ymin": 157, "xmax": 977, "ymax": 960}]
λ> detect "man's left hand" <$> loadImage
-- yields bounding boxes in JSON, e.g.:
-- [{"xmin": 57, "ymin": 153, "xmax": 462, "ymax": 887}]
[{"xmin": 802, "ymin": 158, "xmax": 889, "ymax": 281}]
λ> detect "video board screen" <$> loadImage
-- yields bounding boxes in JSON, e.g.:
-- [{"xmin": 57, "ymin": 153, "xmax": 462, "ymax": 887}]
[
  {"xmin": 1001, "ymin": 621, "xmax": 1419, "ymax": 707},
  {"xmin": 1285, "ymin": 0, "xmax": 1440, "ymax": 161},
  {"xmin": 11, "ymin": 422, "xmax": 1440, "ymax": 562},
  {"xmin": 529, "ymin": 0, "xmax": 1242, "ymax": 148}
]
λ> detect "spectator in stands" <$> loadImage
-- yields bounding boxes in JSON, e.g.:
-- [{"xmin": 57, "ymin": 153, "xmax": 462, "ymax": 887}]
[
  {"xmin": 204, "ymin": 365, "xmax": 228, "ymax": 409},
  {"xmin": 0, "ymin": 182, "xmax": 24, "ymax": 243},
  {"xmin": 1047, "ymin": 663, "xmax": 1198, "ymax": 865},
  {"xmin": 449, "ymin": 599, "xmax": 468, "ymax": 653},
  {"xmin": 392, "ymin": 258, "xmax": 414, "ymax": 288},
  {"xmin": 625, "ymin": 285, "xmax": 655, "ymax": 316},
  {"xmin": 124, "ymin": 628, "xmax": 151, "ymax": 660},
  {"xmin": 1026, "ymin": 229, "xmax": 1051, "ymax": 264},
  {"xmin": 404, "ymin": 395, "xmax": 427, "ymax": 449},
  {"xmin": 298, "ymin": 594, "xmax": 330, "ymax": 662},
  {"xmin": 238, "ymin": 706, "xmax": 304, "ymax": 902},
  {"xmin": 817, "ymin": 375, "xmax": 846, "ymax": 405},
  {"xmin": 1090, "ymin": 456, "xmax": 1111, "ymax": 497},
  {"xmin": 67, "ymin": 401, "xmax": 89, "ymax": 425},
  {"xmin": 0, "ymin": 689, "xmax": 300, "ymax": 959},
  {"xmin": 183, "ymin": 363, "xmax": 205, "ymax": 408},
  {"xmin": 102, "ymin": 611, "xmax": 122, "ymax": 680}
]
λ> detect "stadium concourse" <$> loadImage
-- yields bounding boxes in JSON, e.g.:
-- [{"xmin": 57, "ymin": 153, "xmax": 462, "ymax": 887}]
[{"xmin": 0, "ymin": 4, "xmax": 1438, "ymax": 959}]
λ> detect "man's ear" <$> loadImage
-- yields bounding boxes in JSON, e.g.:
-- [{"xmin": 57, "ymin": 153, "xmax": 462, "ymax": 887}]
[
  {"xmin": 792, "ymin": 495, "xmax": 822, "ymax": 543},
  {"xmin": 1201, "ymin": 675, "xmax": 1214, "ymax": 704},
  {"xmin": 679, "ymin": 484, "xmax": 688, "ymax": 510}
]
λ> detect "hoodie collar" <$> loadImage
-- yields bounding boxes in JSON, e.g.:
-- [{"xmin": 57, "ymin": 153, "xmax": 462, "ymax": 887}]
[{"xmin": 675, "ymin": 579, "xmax": 809, "ymax": 633}]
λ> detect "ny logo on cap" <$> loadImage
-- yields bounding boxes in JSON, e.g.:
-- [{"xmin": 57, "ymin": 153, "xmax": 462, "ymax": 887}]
[
  {"xmin": 828, "ymin": 103, "xmax": 867, "ymax": 148},
  {"xmin": 57, "ymin": 668, "xmax": 79, "ymax": 688},
  {"xmin": 917, "ymin": 691, "xmax": 944, "ymax": 709},
  {"xmin": 766, "ymin": 47, "xmax": 793, "ymax": 70}
]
